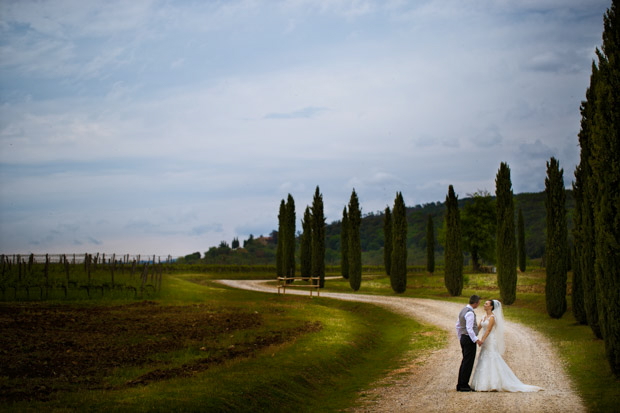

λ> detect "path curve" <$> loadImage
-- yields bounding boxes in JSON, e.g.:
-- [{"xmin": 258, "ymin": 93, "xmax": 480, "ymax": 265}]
[{"xmin": 215, "ymin": 279, "xmax": 586, "ymax": 413}]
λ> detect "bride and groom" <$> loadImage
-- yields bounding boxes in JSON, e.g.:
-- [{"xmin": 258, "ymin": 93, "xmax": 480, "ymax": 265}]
[{"xmin": 456, "ymin": 294, "xmax": 542, "ymax": 392}]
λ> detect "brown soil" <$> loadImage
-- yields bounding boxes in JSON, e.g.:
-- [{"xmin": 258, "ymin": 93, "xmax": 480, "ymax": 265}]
[{"xmin": 0, "ymin": 300, "xmax": 320, "ymax": 403}]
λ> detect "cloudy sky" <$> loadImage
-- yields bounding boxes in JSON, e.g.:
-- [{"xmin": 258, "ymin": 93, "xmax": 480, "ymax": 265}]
[{"xmin": 0, "ymin": 0, "xmax": 611, "ymax": 257}]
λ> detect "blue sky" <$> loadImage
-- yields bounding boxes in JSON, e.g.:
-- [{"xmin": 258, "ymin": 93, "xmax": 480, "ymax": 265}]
[{"xmin": 0, "ymin": 0, "xmax": 611, "ymax": 256}]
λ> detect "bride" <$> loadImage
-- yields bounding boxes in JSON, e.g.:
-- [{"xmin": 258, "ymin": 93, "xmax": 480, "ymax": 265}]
[{"xmin": 470, "ymin": 299, "xmax": 542, "ymax": 392}]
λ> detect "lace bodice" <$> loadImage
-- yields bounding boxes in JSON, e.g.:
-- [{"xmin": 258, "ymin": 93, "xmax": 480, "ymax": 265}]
[{"xmin": 480, "ymin": 316, "xmax": 497, "ymax": 350}]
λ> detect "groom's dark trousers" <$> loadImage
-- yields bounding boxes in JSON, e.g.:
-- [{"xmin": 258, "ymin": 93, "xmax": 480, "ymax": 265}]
[{"xmin": 458, "ymin": 335, "xmax": 476, "ymax": 389}]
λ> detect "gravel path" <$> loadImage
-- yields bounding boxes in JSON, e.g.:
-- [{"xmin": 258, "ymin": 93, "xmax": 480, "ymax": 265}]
[{"xmin": 215, "ymin": 279, "xmax": 586, "ymax": 413}]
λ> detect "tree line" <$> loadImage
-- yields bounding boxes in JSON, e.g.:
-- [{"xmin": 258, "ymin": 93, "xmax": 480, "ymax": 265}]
[{"xmin": 570, "ymin": 0, "xmax": 619, "ymax": 377}]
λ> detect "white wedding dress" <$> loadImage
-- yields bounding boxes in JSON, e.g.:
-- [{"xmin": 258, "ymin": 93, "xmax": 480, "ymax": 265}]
[{"xmin": 470, "ymin": 314, "xmax": 542, "ymax": 392}]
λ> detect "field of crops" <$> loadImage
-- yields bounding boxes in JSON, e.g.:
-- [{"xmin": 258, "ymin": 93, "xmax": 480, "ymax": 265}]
[{"xmin": 0, "ymin": 254, "xmax": 168, "ymax": 301}]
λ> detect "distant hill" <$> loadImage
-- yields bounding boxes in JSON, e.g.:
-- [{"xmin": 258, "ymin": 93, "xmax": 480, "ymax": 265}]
[{"xmin": 191, "ymin": 190, "xmax": 574, "ymax": 267}]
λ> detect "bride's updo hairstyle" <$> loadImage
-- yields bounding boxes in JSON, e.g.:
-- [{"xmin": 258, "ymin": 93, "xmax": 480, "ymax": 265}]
[{"xmin": 488, "ymin": 300, "xmax": 495, "ymax": 310}]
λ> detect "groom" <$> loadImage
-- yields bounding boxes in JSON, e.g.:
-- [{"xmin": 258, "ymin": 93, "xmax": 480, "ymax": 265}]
[{"xmin": 456, "ymin": 294, "xmax": 481, "ymax": 392}]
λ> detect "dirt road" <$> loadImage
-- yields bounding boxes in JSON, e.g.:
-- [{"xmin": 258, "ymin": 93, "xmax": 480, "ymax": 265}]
[{"xmin": 216, "ymin": 279, "xmax": 586, "ymax": 413}]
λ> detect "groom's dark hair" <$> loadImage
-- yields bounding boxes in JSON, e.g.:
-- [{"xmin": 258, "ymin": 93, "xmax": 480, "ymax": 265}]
[{"xmin": 469, "ymin": 295, "xmax": 480, "ymax": 305}]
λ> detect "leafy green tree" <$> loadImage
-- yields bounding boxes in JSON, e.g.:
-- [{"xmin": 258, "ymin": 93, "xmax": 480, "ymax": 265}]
[
  {"xmin": 589, "ymin": 0, "xmax": 620, "ymax": 376},
  {"xmin": 232, "ymin": 237, "xmax": 240, "ymax": 249},
  {"xmin": 444, "ymin": 185, "xmax": 463, "ymax": 296},
  {"xmin": 300, "ymin": 206, "xmax": 312, "ymax": 281},
  {"xmin": 574, "ymin": 61, "xmax": 601, "ymax": 337},
  {"xmin": 496, "ymin": 162, "xmax": 517, "ymax": 305},
  {"xmin": 348, "ymin": 190, "xmax": 362, "ymax": 291},
  {"xmin": 311, "ymin": 186, "xmax": 326, "ymax": 288},
  {"xmin": 545, "ymin": 157, "xmax": 568, "ymax": 319},
  {"xmin": 285, "ymin": 194, "xmax": 296, "ymax": 278},
  {"xmin": 390, "ymin": 192, "xmax": 407, "ymax": 293},
  {"xmin": 518, "ymin": 208, "xmax": 526, "ymax": 272},
  {"xmin": 383, "ymin": 207, "xmax": 392, "ymax": 276},
  {"xmin": 461, "ymin": 190, "xmax": 496, "ymax": 272},
  {"xmin": 426, "ymin": 214, "xmax": 435, "ymax": 274},
  {"xmin": 182, "ymin": 252, "xmax": 201, "ymax": 264},
  {"xmin": 276, "ymin": 200, "xmax": 286, "ymax": 278}
]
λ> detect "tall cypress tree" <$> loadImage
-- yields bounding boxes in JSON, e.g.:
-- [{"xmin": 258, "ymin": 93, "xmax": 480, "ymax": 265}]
[
  {"xmin": 444, "ymin": 185, "xmax": 463, "ymax": 296},
  {"xmin": 300, "ymin": 206, "xmax": 312, "ymax": 281},
  {"xmin": 311, "ymin": 186, "xmax": 326, "ymax": 288},
  {"xmin": 285, "ymin": 194, "xmax": 296, "ymax": 279},
  {"xmin": 575, "ymin": 61, "xmax": 601, "ymax": 338},
  {"xmin": 496, "ymin": 162, "xmax": 517, "ymax": 305},
  {"xmin": 545, "ymin": 157, "xmax": 568, "ymax": 319},
  {"xmin": 571, "ymin": 243, "xmax": 587, "ymax": 325},
  {"xmin": 518, "ymin": 208, "xmax": 526, "ymax": 272},
  {"xmin": 589, "ymin": 0, "xmax": 620, "ymax": 376},
  {"xmin": 426, "ymin": 214, "xmax": 435, "ymax": 274},
  {"xmin": 341, "ymin": 207, "xmax": 350, "ymax": 280},
  {"xmin": 276, "ymin": 200, "xmax": 286, "ymax": 278},
  {"xmin": 348, "ymin": 190, "xmax": 362, "ymax": 291},
  {"xmin": 383, "ymin": 207, "xmax": 392, "ymax": 276},
  {"xmin": 390, "ymin": 192, "xmax": 407, "ymax": 293}
]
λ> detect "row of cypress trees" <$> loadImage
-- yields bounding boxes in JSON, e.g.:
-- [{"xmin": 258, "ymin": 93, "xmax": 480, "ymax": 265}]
[
  {"xmin": 572, "ymin": 0, "xmax": 620, "ymax": 377},
  {"xmin": 276, "ymin": 195, "xmax": 296, "ymax": 282},
  {"xmin": 279, "ymin": 187, "xmax": 409, "ymax": 293},
  {"xmin": 344, "ymin": 190, "xmax": 407, "ymax": 293},
  {"xmin": 277, "ymin": 186, "xmax": 326, "ymax": 287}
]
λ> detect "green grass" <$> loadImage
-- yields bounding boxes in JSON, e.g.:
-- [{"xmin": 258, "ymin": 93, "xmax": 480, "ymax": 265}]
[{"xmin": 2, "ymin": 274, "xmax": 443, "ymax": 413}]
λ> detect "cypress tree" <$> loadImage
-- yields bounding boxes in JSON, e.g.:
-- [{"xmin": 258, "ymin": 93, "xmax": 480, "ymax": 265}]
[
  {"xmin": 390, "ymin": 192, "xmax": 407, "ymax": 293},
  {"xmin": 426, "ymin": 214, "xmax": 435, "ymax": 274},
  {"xmin": 571, "ymin": 243, "xmax": 587, "ymax": 325},
  {"xmin": 300, "ymin": 206, "xmax": 312, "ymax": 281},
  {"xmin": 496, "ymin": 162, "xmax": 517, "ymax": 305},
  {"xmin": 285, "ymin": 194, "xmax": 296, "ymax": 279},
  {"xmin": 341, "ymin": 207, "xmax": 350, "ymax": 279},
  {"xmin": 276, "ymin": 199, "xmax": 286, "ymax": 278},
  {"xmin": 383, "ymin": 207, "xmax": 392, "ymax": 276},
  {"xmin": 589, "ymin": 0, "xmax": 620, "ymax": 376},
  {"xmin": 311, "ymin": 186, "xmax": 326, "ymax": 288},
  {"xmin": 518, "ymin": 208, "xmax": 526, "ymax": 272},
  {"xmin": 348, "ymin": 189, "xmax": 362, "ymax": 291},
  {"xmin": 545, "ymin": 157, "xmax": 568, "ymax": 319},
  {"xmin": 575, "ymin": 62, "xmax": 601, "ymax": 338},
  {"xmin": 444, "ymin": 185, "xmax": 463, "ymax": 296}
]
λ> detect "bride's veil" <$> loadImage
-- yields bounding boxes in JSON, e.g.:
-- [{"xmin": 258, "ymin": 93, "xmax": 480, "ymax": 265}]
[{"xmin": 493, "ymin": 299, "xmax": 506, "ymax": 355}]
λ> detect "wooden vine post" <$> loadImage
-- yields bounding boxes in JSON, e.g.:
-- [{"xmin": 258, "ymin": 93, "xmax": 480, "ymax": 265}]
[{"xmin": 110, "ymin": 253, "xmax": 116, "ymax": 288}]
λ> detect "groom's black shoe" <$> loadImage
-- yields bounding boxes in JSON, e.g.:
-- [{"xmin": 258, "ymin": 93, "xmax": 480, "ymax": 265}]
[{"xmin": 457, "ymin": 386, "xmax": 475, "ymax": 392}]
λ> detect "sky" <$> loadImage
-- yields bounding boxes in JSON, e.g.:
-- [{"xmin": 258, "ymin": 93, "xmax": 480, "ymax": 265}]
[{"xmin": 0, "ymin": 0, "xmax": 612, "ymax": 257}]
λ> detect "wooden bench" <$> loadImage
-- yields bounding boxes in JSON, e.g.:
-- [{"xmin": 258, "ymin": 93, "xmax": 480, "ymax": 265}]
[{"xmin": 277, "ymin": 277, "xmax": 321, "ymax": 297}]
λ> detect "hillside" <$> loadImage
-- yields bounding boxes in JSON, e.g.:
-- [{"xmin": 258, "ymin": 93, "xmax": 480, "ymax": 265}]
[{"xmin": 189, "ymin": 190, "xmax": 574, "ymax": 267}]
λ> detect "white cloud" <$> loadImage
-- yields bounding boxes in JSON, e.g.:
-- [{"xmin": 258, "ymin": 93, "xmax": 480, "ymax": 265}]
[{"xmin": 0, "ymin": 0, "xmax": 611, "ymax": 255}]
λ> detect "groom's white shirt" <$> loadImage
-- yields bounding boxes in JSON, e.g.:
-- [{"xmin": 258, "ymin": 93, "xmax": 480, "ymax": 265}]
[{"xmin": 456, "ymin": 304, "xmax": 479, "ymax": 343}]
